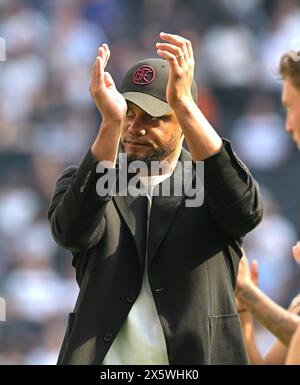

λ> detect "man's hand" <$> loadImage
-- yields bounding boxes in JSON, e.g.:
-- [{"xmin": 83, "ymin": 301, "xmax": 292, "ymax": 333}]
[
  {"xmin": 156, "ymin": 32, "xmax": 223, "ymax": 161},
  {"xmin": 89, "ymin": 44, "xmax": 127, "ymax": 123},
  {"xmin": 292, "ymin": 241, "xmax": 300, "ymax": 265},
  {"xmin": 156, "ymin": 32, "xmax": 196, "ymax": 109}
]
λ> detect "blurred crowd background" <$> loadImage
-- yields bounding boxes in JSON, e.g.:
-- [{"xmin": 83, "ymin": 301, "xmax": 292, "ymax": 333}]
[{"xmin": 1, "ymin": 0, "xmax": 300, "ymax": 364}]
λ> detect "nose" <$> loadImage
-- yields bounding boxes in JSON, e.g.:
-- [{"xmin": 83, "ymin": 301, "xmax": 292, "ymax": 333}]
[{"xmin": 127, "ymin": 118, "xmax": 146, "ymax": 137}]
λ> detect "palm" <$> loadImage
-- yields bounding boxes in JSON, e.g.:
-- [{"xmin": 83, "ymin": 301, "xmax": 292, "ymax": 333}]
[
  {"xmin": 165, "ymin": 62, "xmax": 193, "ymax": 107},
  {"xmin": 102, "ymin": 75, "xmax": 127, "ymax": 120},
  {"xmin": 165, "ymin": 67, "xmax": 182, "ymax": 106},
  {"xmin": 93, "ymin": 73, "xmax": 126, "ymax": 121}
]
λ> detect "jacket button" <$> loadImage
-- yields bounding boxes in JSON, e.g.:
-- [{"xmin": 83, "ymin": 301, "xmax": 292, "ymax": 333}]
[
  {"xmin": 126, "ymin": 294, "xmax": 136, "ymax": 303},
  {"xmin": 103, "ymin": 332, "xmax": 113, "ymax": 343}
]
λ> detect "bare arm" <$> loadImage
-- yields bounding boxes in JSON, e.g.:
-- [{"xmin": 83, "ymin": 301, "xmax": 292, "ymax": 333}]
[
  {"xmin": 285, "ymin": 245, "xmax": 300, "ymax": 364},
  {"xmin": 169, "ymin": 99, "xmax": 222, "ymax": 161},
  {"xmin": 237, "ymin": 258, "xmax": 287, "ymax": 364},
  {"xmin": 238, "ymin": 310, "xmax": 263, "ymax": 364},
  {"xmin": 239, "ymin": 310, "xmax": 288, "ymax": 364},
  {"xmin": 239, "ymin": 284, "xmax": 299, "ymax": 346},
  {"xmin": 286, "ymin": 322, "xmax": 300, "ymax": 364}
]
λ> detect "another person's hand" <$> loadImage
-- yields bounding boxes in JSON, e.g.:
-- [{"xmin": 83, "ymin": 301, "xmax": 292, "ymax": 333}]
[
  {"xmin": 236, "ymin": 255, "xmax": 259, "ymax": 290},
  {"xmin": 156, "ymin": 32, "xmax": 195, "ymax": 109},
  {"xmin": 235, "ymin": 253, "xmax": 258, "ymax": 310},
  {"xmin": 292, "ymin": 241, "xmax": 300, "ymax": 265},
  {"xmin": 89, "ymin": 44, "xmax": 127, "ymax": 123}
]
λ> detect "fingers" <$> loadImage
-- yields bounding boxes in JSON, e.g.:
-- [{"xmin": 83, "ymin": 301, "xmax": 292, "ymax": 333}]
[
  {"xmin": 292, "ymin": 241, "xmax": 300, "ymax": 253},
  {"xmin": 159, "ymin": 32, "xmax": 193, "ymax": 62},
  {"xmin": 90, "ymin": 44, "xmax": 110, "ymax": 94},
  {"xmin": 292, "ymin": 241, "xmax": 300, "ymax": 264},
  {"xmin": 97, "ymin": 44, "xmax": 109, "ymax": 84},
  {"xmin": 156, "ymin": 43, "xmax": 185, "ymax": 65},
  {"xmin": 98, "ymin": 43, "xmax": 110, "ymax": 69},
  {"xmin": 240, "ymin": 255, "xmax": 246, "ymax": 264},
  {"xmin": 156, "ymin": 48, "xmax": 180, "ymax": 72},
  {"xmin": 293, "ymin": 240, "xmax": 300, "ymax": 250},
  {"xmin": 90, "ymin": 59, "xmax": 101, "ymax": 96},
  {"xmin": 90, "ymin": 62, "xmax": 97, "ymax": 89},
  {"xmin": 156, "ymin": 43, "xmax": 184, "ymax": 60},
  {"xmin": 250, "ymin": 260, "xmax": 259, "ymax": 286}
]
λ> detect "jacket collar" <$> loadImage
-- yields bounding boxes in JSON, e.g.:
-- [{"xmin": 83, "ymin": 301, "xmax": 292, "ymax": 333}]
[{"xmin": 113, "ymin": 147, "xmax": 195, "ymax": 267}]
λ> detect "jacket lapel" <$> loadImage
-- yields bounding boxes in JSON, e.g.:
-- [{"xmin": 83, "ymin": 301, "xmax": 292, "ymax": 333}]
[{"xmin": 113, "ymin": 148, "xmax": 194, "ymax": 267}]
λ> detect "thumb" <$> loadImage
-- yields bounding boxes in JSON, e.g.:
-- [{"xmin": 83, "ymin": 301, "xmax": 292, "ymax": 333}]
[{"xmin": 104, "ymin": 72, "xmax": 116, "ymax": 88}]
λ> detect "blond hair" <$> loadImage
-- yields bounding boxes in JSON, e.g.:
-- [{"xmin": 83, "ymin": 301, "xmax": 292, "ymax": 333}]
[{"xmin": 279, "ymin": 51, "xmax": 300, "ymax": 89}]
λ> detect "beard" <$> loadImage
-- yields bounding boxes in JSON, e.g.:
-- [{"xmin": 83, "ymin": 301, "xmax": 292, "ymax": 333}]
[{"xmin": 120, "ymin": 133, "xmax": 179, "ymax": 168}]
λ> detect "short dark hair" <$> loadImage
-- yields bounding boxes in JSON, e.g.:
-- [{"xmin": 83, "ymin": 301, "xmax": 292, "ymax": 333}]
[{"xmin": 279, "ymin": 51, "xmax": 300, "ymax": 89}]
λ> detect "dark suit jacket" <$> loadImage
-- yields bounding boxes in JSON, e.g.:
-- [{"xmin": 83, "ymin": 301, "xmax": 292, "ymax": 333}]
[{"xmin": 48, "ymin": 139, "xmax": 263, "ymax": 365}]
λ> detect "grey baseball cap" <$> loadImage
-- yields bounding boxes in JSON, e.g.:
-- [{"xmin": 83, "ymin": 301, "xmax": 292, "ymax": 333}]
[{"xmin": 121, "ymin": 58, "xmax": 198, "ymax": 117}]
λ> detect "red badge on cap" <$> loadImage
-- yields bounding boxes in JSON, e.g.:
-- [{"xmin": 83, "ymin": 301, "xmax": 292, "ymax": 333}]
[{"xmin": 133, "ymin": 65, "xmax": 155, "ymax": 85}]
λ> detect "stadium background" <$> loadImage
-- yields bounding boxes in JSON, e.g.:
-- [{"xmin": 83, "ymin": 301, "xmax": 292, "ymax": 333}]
[{"xmin": 0, "ymin": 0, "xmax": 300, "ymax": 364}]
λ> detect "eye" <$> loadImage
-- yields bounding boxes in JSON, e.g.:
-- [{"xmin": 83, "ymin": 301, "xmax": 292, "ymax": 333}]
[
  {"xmin": 149, "ymin": 115, "xmax": 159, "ymax": 121},
  {"xmin": 126, "ymin": 108, "xmax": 135, "ymax": 117}
]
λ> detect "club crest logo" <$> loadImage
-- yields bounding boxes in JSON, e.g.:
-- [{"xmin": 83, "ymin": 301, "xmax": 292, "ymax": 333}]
[{"xmin": 133, "ymin": 65, "xmax": 155, "ymax": 85}]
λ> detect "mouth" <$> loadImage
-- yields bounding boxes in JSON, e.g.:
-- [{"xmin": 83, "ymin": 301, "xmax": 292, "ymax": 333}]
[{"xmin": 125, "ymin": 140, "xmax": 150, "ymax": 147}]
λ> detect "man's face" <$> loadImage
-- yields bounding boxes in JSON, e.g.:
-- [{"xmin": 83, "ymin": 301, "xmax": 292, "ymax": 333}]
[
  {"xmin": 282, "ymin": 77, "xmax": 300, "ymax": 149},
  {"xmin": 120, "ymin": 101, "xmax": 182, "ymax": 166}
]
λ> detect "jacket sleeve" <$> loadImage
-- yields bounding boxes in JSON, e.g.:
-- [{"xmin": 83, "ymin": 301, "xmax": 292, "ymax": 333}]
[
  {"xmin": 48, "ymin": 149, "xmax": 117, "ymax": 252},
  {"xmin": 203, "ymin": 139, "xmax": 263, "ymax": 238}
]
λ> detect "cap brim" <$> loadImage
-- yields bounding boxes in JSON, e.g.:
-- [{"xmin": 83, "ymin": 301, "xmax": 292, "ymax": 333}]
[{"xmin": 122, "ymin": 92, "xmax": 172, "ymax": 117}]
